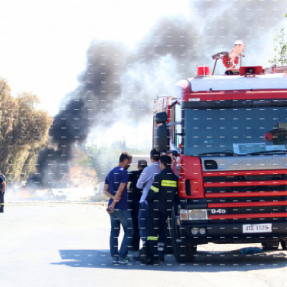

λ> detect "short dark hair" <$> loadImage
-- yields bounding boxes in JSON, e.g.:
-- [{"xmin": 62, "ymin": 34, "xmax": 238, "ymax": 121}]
[
  {"xmin": 119, "ymin": 152, "xmax": 132, "ymax": 163},
  {"xmin": 150, "ymin": 148, "xmax": 160, "ymax": 161},
  {"xmin": 159, "ymin": 155, "xmax": 172, "ymax": 168},
  {"xmin": 138, "ymin": 160, "xmax": 148, "ymax": 169}
]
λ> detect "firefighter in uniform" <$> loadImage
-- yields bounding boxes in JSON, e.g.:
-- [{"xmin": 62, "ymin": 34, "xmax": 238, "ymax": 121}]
[
  {"xmin": 144, "ymin": 155, "xmax": 178, "ymax": 265},
  {"xmin": 0, "ymin": 172, "xmax": 6, "ymax": 213}
]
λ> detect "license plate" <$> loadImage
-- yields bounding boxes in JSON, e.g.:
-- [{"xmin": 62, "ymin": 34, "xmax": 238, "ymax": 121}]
[{"xmin": 243, "ymin": 223, "xmax": 272, "ymax": 233}]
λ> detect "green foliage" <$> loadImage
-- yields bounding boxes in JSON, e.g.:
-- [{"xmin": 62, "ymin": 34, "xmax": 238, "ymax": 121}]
[
  {"xmin": 0, "ymin": 79, "xmax": 52, "ymax": 180},
  {"xmin": 83, "ymin": 142, "xmax": 124, "ymax": 181},
  {"xmin": 82, "ymin": 141, "xmax": 150, "ymax": 182},
  {"xmin": 269, "ymin": 15, "xmax": 287, "ymax": 66}
]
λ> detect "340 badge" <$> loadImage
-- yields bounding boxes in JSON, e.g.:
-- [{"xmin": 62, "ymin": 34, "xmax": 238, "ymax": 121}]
[{"xmin": 210, "ymin": 209, "xmax": 227, "ymax": 214}]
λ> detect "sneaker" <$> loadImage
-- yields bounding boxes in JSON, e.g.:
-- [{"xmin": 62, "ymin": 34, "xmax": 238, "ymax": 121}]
[
  {"xmin": 112, "ymin": 255, "xmax": 119, "ymax": 264},
  {"xmin": 118, "ymin": 257, "xmax": 130, "ymax": 264}
]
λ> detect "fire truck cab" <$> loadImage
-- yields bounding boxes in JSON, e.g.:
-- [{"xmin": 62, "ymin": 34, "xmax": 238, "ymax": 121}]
[{"xmin": 153, "ymin": 64, "xmax": 287, "ymax": 262}]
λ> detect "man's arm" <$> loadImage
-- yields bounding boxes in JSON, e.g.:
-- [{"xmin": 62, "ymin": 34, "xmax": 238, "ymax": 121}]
[
  {"xmin": 127, "ymin": 171, "xmax": 134, "ymax": 191},
  {"xmin": 109, "ymin": 182, "xmax": 126, "ymax": 209},
  {"xmin": 136, "ymin": 167, "xmax": 153, "ymax": 189},
  {"xmin": 146, "ymin": 175, "xmax": 160, "ymax": 202},
  {"xmin": 103, "ymin": 182, "xmax": 127, "ymax": 208},
  {"xmin": 1, "ymin": 181, "xmax": 6, "ymax": 193},
  {"xmin": 103, "ymin": 184, "xmax": 116, "ymax": 200}
]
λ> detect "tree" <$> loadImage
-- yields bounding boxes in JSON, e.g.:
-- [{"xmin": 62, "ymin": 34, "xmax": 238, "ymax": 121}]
[
  {"xmin": 0, "ymin": 80, "xmax": 52, "ymax": 181},
  {"xmin": 84, "ymin": 143, "xmax": 123, "ymax": 182},
  {"xmin": 82, "ymin": 141, "xmax": 150, "ymax": 182},
  {"xmin": 269, "ymin": 14, "xmax": 287, "ymax": 66}
]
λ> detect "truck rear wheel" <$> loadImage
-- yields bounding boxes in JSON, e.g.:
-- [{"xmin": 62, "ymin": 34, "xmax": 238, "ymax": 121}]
[
  {"xmin": 262, "ymin": 240, "xmax": 279, "ymax": 250},
  {"xmin": 171, "ymin": 214, "xmax": 197, "ymax": 262},
  {"xmin": 280, "ymin": 239, "xmax": 287, "ymax": 250}
]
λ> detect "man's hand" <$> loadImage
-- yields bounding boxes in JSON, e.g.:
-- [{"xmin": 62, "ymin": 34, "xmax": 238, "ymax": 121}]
[
  {"xmin": 106, "ymin": 206, "xmax": 114, "ymax": 214},
  {"xmin": 106, "ymin": 199, "xmax": 118, "ymax": 214}
]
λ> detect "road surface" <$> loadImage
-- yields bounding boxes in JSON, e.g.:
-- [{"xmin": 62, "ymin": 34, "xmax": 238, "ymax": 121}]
[{"xmin": 1, "ymin": 202, "xmax": 287, "ymax": 287}]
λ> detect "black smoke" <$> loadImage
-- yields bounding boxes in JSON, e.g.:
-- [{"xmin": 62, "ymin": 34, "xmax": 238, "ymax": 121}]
[{"xmin": 29, "ymin": 0, "xmax": 287, "ymax": 187}]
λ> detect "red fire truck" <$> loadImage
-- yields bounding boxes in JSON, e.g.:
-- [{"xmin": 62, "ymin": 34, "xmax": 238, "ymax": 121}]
[{"xmin": 153, "ymin": 61, "xmax": 287, "ymax": 262}]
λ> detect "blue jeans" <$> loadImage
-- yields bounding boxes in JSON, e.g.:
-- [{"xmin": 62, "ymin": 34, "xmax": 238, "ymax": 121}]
[
  {"xmin": 109, "ymin": 209, "xmax": 133, "ymax": 259},
  {"xmin": 138, "ymin": 201, "xmax": 149, "ymax": 243}
]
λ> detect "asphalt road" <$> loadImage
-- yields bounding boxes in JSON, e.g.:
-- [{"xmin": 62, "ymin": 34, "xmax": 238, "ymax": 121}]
[{"xmin": 1, "ymin": 202, "xmax": 287, "ymax": 287}]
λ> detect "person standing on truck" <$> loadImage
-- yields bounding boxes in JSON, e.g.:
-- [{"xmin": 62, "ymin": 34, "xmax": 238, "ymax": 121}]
[
  {"xmin": 144, "ymin": 155, "xmax": 178, "ymax": 265},
  {"xmin": 0, "ymin": 172, "xmax": 6, "ymax": 213},
  {"xmin": 222, "ymin": 40, "xmax": 245, "ymax": 69},
  {"xmin": 128, "ymin": 159, "xmax": 148, "ymax": 251},
  {"xmin": 136, "ymin": 149, "xmax": 161, "ymax": 253},
  {"xmin": 103, "ymin": 152, "xmax": 134, "ymax": 265}
]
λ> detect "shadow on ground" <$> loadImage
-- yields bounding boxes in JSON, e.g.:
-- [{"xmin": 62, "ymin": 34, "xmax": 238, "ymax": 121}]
[{"xmin": 52, "ymin": 248, "xmax": 287, "ymax": 272}]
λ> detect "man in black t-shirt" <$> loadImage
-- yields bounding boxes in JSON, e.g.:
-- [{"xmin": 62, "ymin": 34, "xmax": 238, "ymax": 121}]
[{"xmin": 128, "ymin": 160, "xmax": 148, "ymax": 251}]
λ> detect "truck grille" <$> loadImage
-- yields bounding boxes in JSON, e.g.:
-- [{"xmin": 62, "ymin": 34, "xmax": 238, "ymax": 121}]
[{"xmin": 203, "ymin": 170, "xmax": 287, "ymax": 221}]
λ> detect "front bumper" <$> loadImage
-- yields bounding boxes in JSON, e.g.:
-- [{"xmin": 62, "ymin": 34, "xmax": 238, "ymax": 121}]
[{"xmin": 179, "ymin": 221, "xmax": 287, "ymax": 244}]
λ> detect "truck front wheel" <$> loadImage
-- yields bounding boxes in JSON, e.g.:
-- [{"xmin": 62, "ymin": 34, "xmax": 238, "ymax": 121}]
[{"xmin": 171, "ymin": 214, "xmax": 197, "ymax": 262}]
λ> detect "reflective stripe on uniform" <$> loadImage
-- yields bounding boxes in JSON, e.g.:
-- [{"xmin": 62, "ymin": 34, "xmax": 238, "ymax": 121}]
[
  {"xmin": 150, "ymin": 185, "xmax": 159, "ymax": 192},
  {"xmin": 147, "ymin": 235, "xmax": 159, "ymax": 241},
  {"xmin": 161, "ymin": 180, "xmax": 177, "ymax": 187},
  {"xmin": 158, "ymin": 242, "xmax": 164, "ymax": 251}
]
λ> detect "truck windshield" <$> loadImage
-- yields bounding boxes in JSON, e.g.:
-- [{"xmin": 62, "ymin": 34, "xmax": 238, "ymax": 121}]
[{"xmin": 184, "ymin": 106, "xmax": 287, "ymax": 156}]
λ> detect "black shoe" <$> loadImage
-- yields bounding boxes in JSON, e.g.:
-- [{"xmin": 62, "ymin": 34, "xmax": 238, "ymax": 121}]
[
  {"xmin": 138, "ymin": 247, "xmax": 149, "ymax": 264},
  {"xmin": 146, "ymin": 258, "xmax": 160, "ymax": 266},
  {"xmin": 133, "ymin": 256, "xmax": 141, "ymax": 261}
]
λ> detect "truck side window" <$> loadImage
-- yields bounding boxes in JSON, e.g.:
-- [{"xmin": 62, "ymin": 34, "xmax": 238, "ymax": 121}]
[
  {"xmin": 170, "ymin": 103, "xmax": 182, "ymax": 150},
  {"xmin": 152, "ymin": 115, "xmax": 156, "ymax": 148},
  {"xmin": 175, "ymin": 104, "xmax": 182, "ymax": 148}
]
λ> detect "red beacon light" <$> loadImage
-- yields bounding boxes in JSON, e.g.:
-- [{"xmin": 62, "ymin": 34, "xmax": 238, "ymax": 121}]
[{"xmin": 197, "ymin": 66, "xmax": 210, "ymax": 77}]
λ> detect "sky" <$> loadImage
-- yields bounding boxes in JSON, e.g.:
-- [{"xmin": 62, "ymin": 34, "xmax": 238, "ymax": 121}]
[
  {"xmin": 0, "ymin": 0, "xmax": 286, "ymax": 149},
  {"xmin": 0, "ymin": 0, "xmax": 192, "ymax": 148},
  {"xmin": 0, "ymin": 0, "xmax": 189, "ymax": 113}
]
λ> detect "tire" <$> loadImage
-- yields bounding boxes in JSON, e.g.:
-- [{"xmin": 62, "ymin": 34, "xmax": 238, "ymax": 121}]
[
  {"xmin": 280, "ymin": 239, "xmax": 287, "ymax": 250},
  {"xmin": 171, "ymin": 213, "xmax": 197, "ymax": 262},
  {"xmin": 262, "ymin": 240, "xmax": 279, "ymax": 250}
]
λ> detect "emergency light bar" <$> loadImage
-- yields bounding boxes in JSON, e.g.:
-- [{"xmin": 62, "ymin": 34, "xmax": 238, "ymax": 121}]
[{"xmin": 197, "ymin": 66, "xmax": 210, "ymax": 77}]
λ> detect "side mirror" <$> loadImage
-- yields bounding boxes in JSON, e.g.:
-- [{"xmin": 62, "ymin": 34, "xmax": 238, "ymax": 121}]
[
  {"xmin": 155, "ymin": 111, "xmax": 168, "ymax": 124},
  {"xmin": 155, "ymin": 123, "xmax": 169, "ymax": 153}
]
